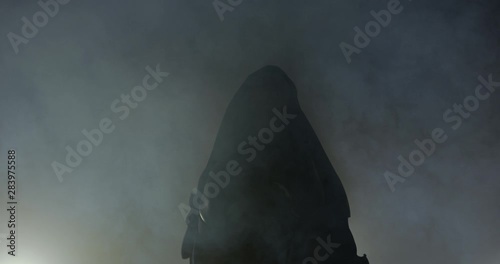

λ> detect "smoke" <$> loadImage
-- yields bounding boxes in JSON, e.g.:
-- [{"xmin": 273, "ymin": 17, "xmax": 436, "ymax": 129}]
[{"xmin": 0, "ymin": 0, "xmax": 498, "ymax": 263}]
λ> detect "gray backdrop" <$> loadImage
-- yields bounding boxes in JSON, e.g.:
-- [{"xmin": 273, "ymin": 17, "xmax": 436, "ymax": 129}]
[{"xmin": 0, "ymin": 0, "xmax": 499, "ymax": 263}]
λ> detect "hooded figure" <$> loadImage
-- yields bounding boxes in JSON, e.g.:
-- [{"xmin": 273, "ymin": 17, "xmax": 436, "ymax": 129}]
[{"xmin": 181, "ymin": 66, "xmax": 368, "ymax": 264}]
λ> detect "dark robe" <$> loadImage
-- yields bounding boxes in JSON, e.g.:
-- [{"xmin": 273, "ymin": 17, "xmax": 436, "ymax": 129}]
[{"xmin": 181, "ymin": 66, "xmax": 368, "ymax": 264}]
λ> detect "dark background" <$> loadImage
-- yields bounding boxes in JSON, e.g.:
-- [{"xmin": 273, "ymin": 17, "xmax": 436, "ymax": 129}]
[{"xmin": 0, "ymin": 0, "xmax": 499, "ymax": 263}]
